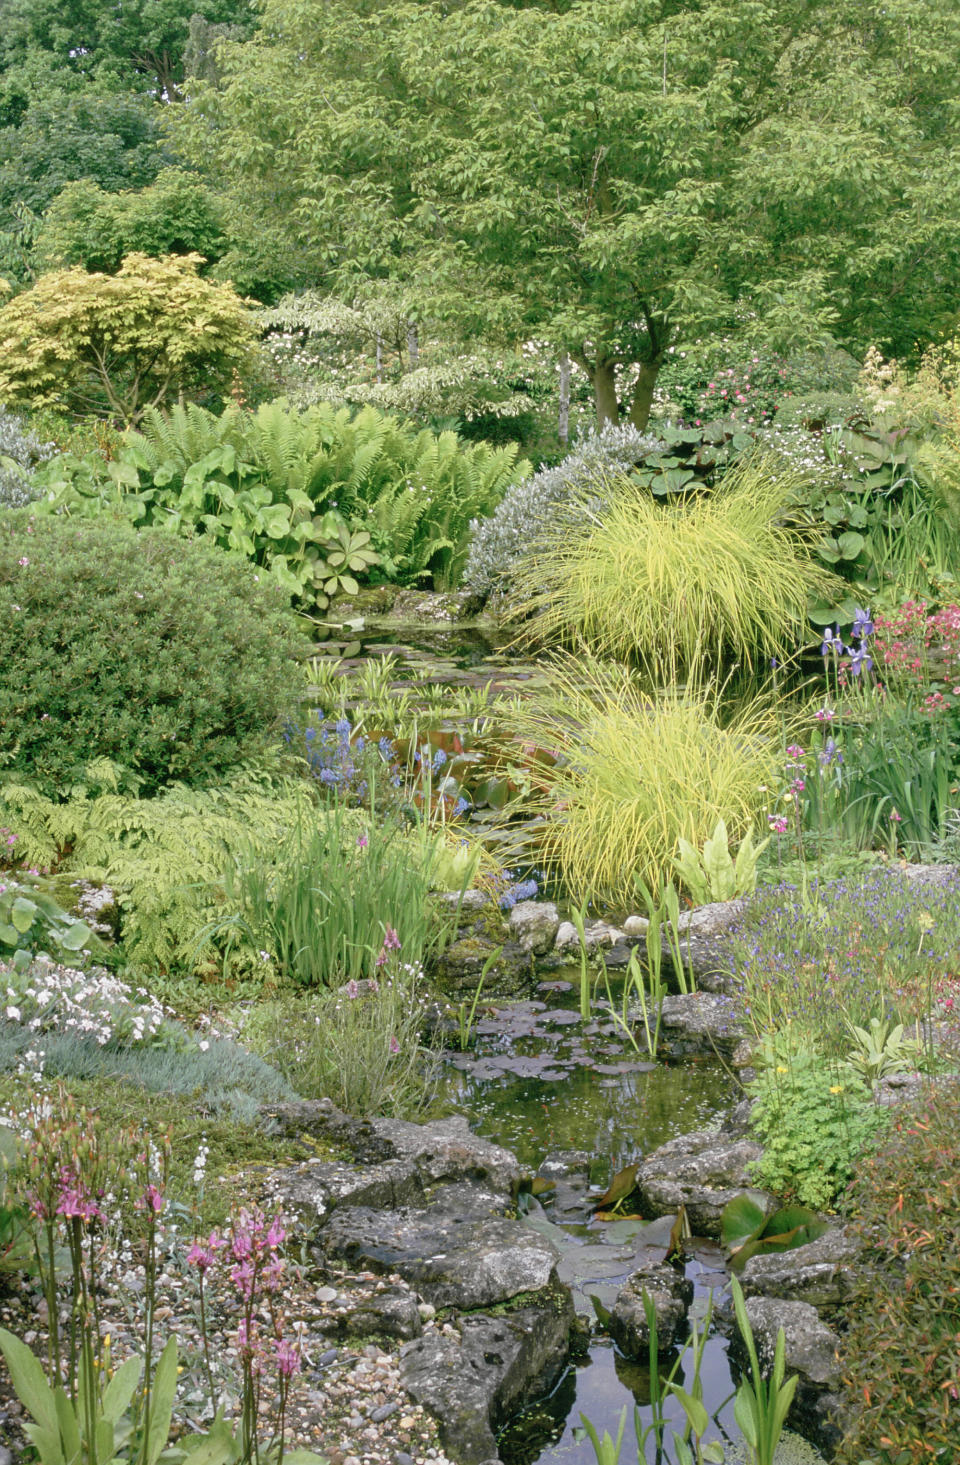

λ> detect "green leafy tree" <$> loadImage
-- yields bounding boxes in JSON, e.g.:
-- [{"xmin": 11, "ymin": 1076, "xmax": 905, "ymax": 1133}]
[
  {"xmin": 0, "ymin": 84, "xmax": 161, "ymax": 224},
  {"xmin": 0, "ymin": 252, "xmax": 253, "ymax": 422},
  {"xmin": 174, "ymin": 0, "xmax": 960, "ymax": 426},
  {"xmin": 34, "ymin": 168, "xmax": 228, "ymax": 274},
  {"xmin": 0, "ymin": 0, "xmax": 254, "ymax": 100}
]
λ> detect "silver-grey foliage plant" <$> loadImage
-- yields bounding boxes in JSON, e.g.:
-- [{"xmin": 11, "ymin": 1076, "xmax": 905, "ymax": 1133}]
[
  {"xmin": 0, "ymin": 406, "xmax": 54, "ymax": 508},
  {"xmin": 465, "ymin": 422, "xmax": 661, "ymax": 599}
]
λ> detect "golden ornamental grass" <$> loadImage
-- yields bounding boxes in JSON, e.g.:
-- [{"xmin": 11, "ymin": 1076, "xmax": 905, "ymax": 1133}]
[
  {"xmin": 504, "ymin": 659, "xmax": 779, "ymax": 908},
  {"xmin": 511, "ymin": 458, "xmax": 840, "ymax": 682}
]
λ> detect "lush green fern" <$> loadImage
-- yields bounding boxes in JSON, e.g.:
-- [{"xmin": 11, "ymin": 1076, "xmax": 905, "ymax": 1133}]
[
  {"xmin": 0, "ymin": 768, "xmax": 320, "ymax": 973},
  {"xmin": 36, "ymin": 399, "xmax": 530, "ymax": 592}
]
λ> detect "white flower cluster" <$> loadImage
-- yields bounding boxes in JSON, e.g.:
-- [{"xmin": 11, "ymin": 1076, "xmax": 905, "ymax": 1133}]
[
  {"xmin": 464, "ymin": 422, "xmax": 662, "ymax": 597},
  {"xmin": 2, "ymin": 958, "xmax": 168, "ymax": 1048}
]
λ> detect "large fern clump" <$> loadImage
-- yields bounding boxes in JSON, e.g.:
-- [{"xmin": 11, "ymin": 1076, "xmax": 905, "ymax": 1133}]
[
  {"xmin": 35, "ymin": 399, "xmax": 529, "ymax": 597},
  {"xmin": 0, "ymin": 513, "xmax": 301, "ymax": 798},
  {"xmin": 0, "ymin": 767, "xmax": 320, "ymax": 972}
]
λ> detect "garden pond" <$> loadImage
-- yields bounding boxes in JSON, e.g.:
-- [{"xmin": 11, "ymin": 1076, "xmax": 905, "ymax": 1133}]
[{"xmin": 435, "ymin": 977, "xmax": 826, "ymax": 1465}]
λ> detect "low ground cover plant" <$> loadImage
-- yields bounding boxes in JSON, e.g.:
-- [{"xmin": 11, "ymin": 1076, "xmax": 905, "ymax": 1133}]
[
  {"xmin": 0, "ymin": 513, "xmax": 301, "ymax": 799},
  {"xmin": 734, "ymin": 865, "xmax": 960, "ymax": 1051},
  {"xmin": 746, "ymin": 1042, "xmax": 888, "ymax": 1211},
  {"xmin": 244, "ymin": 930, "xmax": 442, "ymax": 1118},
  {"xmin": 837, "ymin": 1081, "xmax": 960, "ymax": 1464}
]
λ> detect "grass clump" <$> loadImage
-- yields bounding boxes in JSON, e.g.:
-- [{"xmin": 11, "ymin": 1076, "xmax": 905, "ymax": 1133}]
[
  {"xmin": 504, "ymin": 660, "xmax": 777, "ymax": 906},
  {"xmin": 836, "ymin": 1081, "xmax": 960, "ymax": 1464},
  {"xmin": 243, "ymin": 959, "xmax": 442, "ymax": 1120},
  {"xmin": 511, "ymin": 458, "xmax": 838, "ymax": 680}
]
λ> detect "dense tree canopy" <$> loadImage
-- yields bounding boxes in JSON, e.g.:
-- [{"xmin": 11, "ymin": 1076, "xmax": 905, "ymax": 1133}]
[
  {"xmin": 174, "ymin": 0, "xmax": 960, "ymax": 424},
  {"xmin": 0, "ymin": 0, "xmax": 255, "ymax": 100}
]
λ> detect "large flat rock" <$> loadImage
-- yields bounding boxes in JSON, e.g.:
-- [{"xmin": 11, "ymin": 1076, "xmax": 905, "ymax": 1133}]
[
  {"xmin": 319, "ymin": 1205, "xmax": 561, "ymax": 1310},
  {"xmin": 740, "ymin": 1227, "xmax": 861, "ymax": 1311},
  {"xmin": 637, "ymin": 1129, "xmax": 771, "ymax": 1237}
]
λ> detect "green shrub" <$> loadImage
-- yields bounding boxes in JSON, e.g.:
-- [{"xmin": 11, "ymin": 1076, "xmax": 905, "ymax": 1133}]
[
  {"xmin": 503, "ymin": 660, "xmax": 778, "ymax": 906},
  {"xmin": 509, "ymin": 458, "xmax": 839, "ymax": 681},
  {"xmin": 0, "ymin": 513, "xmax": 301, "ymax": 798},
  {"xmin": 36, "ymin": 398, "xmax": 528, "ymax": 597},
  {"xmin": 747, "ymin": 1048, "xmax": 888, "ymax": 1212},
  {"xmin": 836, "ymin": 1082, "xmax": 960, "ymax": 1465}
]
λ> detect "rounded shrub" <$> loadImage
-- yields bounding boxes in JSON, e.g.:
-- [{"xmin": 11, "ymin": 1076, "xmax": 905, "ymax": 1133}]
[{"xmin": 0, "ymin": 512, "xmax": 302, "ymax": 797}]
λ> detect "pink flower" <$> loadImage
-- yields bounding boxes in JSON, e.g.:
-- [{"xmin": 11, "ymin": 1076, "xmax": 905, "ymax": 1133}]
[
  {"xmin": 141, "ymin": 1183, "xmax": 164, "ymax": 1213},
  {"xmin": 785, "ymin": 744, "xmax": 805, "ymax": 759},
  {"xmin": 814, "ymin": 708, "xmax": 835, "ymax": 722},
  {"xmin": 275, "ymin": 1337, "xmax": 300, "ymax": 1378},
  {"xmin": 17, "ymin": 557, "xmax": 29, "ymax": 567},
  {"xmin": 265, "ymin": 1216, "xmax": 286, "ymax": 1248},
  {"xmin": 389, "ymin": 1035, "xmax": 401, "ymax": 1055},
  {"xmin": 791, "ymin": 777, "xmax": 805, "ymax": 793},
  {"xmin": 768, "ymin": 815, "xmax": 789, "ymax": 834},
  {"xmin": 187, "ymin": 1241, "xmax": 218, "ymax": 1274},
  {"xmin": 383, "ymin": 926, "xmax": 401, "ymax": 951},
  {"xmin": 356, "ymin": 832, "xmax": 368, "ymax": 849},
  {"xmin": 231, "ymin": 1258, "xmax": 255, "ymax": 1296}
]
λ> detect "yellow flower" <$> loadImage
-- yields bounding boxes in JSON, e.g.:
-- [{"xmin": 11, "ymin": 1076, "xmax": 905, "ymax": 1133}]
[
  {"xmin": 776, "ymin": 1065, "xmax": 788, "ymax": 1074},
  {"xmin": 829, "ymin": 1084, "xmax": 844, "ymax": 1094}
]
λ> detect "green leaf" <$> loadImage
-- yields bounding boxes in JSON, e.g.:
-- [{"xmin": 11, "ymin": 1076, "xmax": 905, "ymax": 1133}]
[
  {"xmin": 53, "ymin": 1388, "xmax": 80, "ymax": 1465},
  {"xmin": 838, "ymin": 530, "xmax": 866, "ymax": 560},
  {"xmin": 10, "ymin": 897, "xmax": 37, "ymax": 934},
  {"xmin": 666, "ymin": 1383, "xmax": 709, "ymax": 1438},
  {"xmin": 56, "ymin": 921, "xmax": 92, "ymax": 952},
  {"xmin": 101, "ymin": 1354, "xmax": 143, "ymax": 1426},
  {"xmin": 0, "ymin": 1326, "xmax": 60, "ymax": 1437},
  {"xmin": 720, "ymin": 1193, "xmax": 766, "ymax": 1248},
  {"xmin": 145, "ymin": 1336, "xmax": 178, "ymax": 1465}
]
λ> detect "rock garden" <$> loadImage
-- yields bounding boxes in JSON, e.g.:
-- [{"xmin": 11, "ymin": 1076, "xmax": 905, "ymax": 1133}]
[{"xmin": 4, "ymin": 117, "xmax": 960, "ymax": 1465}]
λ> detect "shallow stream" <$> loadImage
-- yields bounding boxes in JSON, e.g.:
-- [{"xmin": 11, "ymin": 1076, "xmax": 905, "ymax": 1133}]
[{"xmin": 439, "ymin": 979, "xmax": 825, "ymax": 1465}]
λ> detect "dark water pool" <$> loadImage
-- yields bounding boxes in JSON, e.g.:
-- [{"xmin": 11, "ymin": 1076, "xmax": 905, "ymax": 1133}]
[{"xmin": 439, "ymin": 983, "xmax": 825, "ymax": 1465}]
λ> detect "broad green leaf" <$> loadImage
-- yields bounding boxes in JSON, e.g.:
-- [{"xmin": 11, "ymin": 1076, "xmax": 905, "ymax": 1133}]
[
  {"xmin": 145, "ymin": 1336, "xmax": 178, "ymax": 1465},
  {"xmin": 57, "ymin": 921, "xmax": 92, "ymax": 952},
  {"xmin": 0, "ymin": 1326, "xmax": 60, "ymax": 1436},
  {"xmin": 10, "ymin": 897, "xmax": 37, "ymax": 934},
  {"xmin": 720, "ymin": 1194, "xmax": 766, "ymax": 1248},
  {"xmin": 101, "ymin": 1354, "xmax": 143, "ymax": 1425}
]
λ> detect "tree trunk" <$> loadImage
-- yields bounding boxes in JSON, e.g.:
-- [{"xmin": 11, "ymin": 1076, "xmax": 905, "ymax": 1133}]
[
  {"xmin": 406, "ymin": 321, "xmax": 419, "ymax": 369},
  {"xmin": 629, "ymin": 359, "xmax": 661, "ymax": 431},
  {"xmin": 593, "ymin": 357, "xmax": 620, "ymax": 427},
  {"xmin": 558, "ymin": 351, "xmax": 571, "ymax": 449},
  {"xmin": 375, "ymin": 333, "xmax": 383, "ymax": 383}
]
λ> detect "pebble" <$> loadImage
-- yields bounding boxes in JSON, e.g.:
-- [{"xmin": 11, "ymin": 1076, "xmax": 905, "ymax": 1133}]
[
  {"xmin": 371, "ymin": 1404, "xmax": 397, "ymax": 1424},
  {"xmin": 318, "ymin": 1347, "xmax": 339, "ymax": 1366},
  {"xmin": 395, "ymin": 1454, "xmax": 414, "ymax": 1465},
  {"xmin": 316, "ymin": 1286, "xmax": 338, "ymax": 1303},
  {"xmin": 0, "ymin": 1447, "xmax": 11, "ymax": 1465}
]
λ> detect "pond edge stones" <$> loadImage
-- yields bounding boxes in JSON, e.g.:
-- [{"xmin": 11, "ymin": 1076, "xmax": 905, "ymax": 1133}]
[{"xmin": 261, "ymin": 1101, "xmax": 575, "ymax": 1464}]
